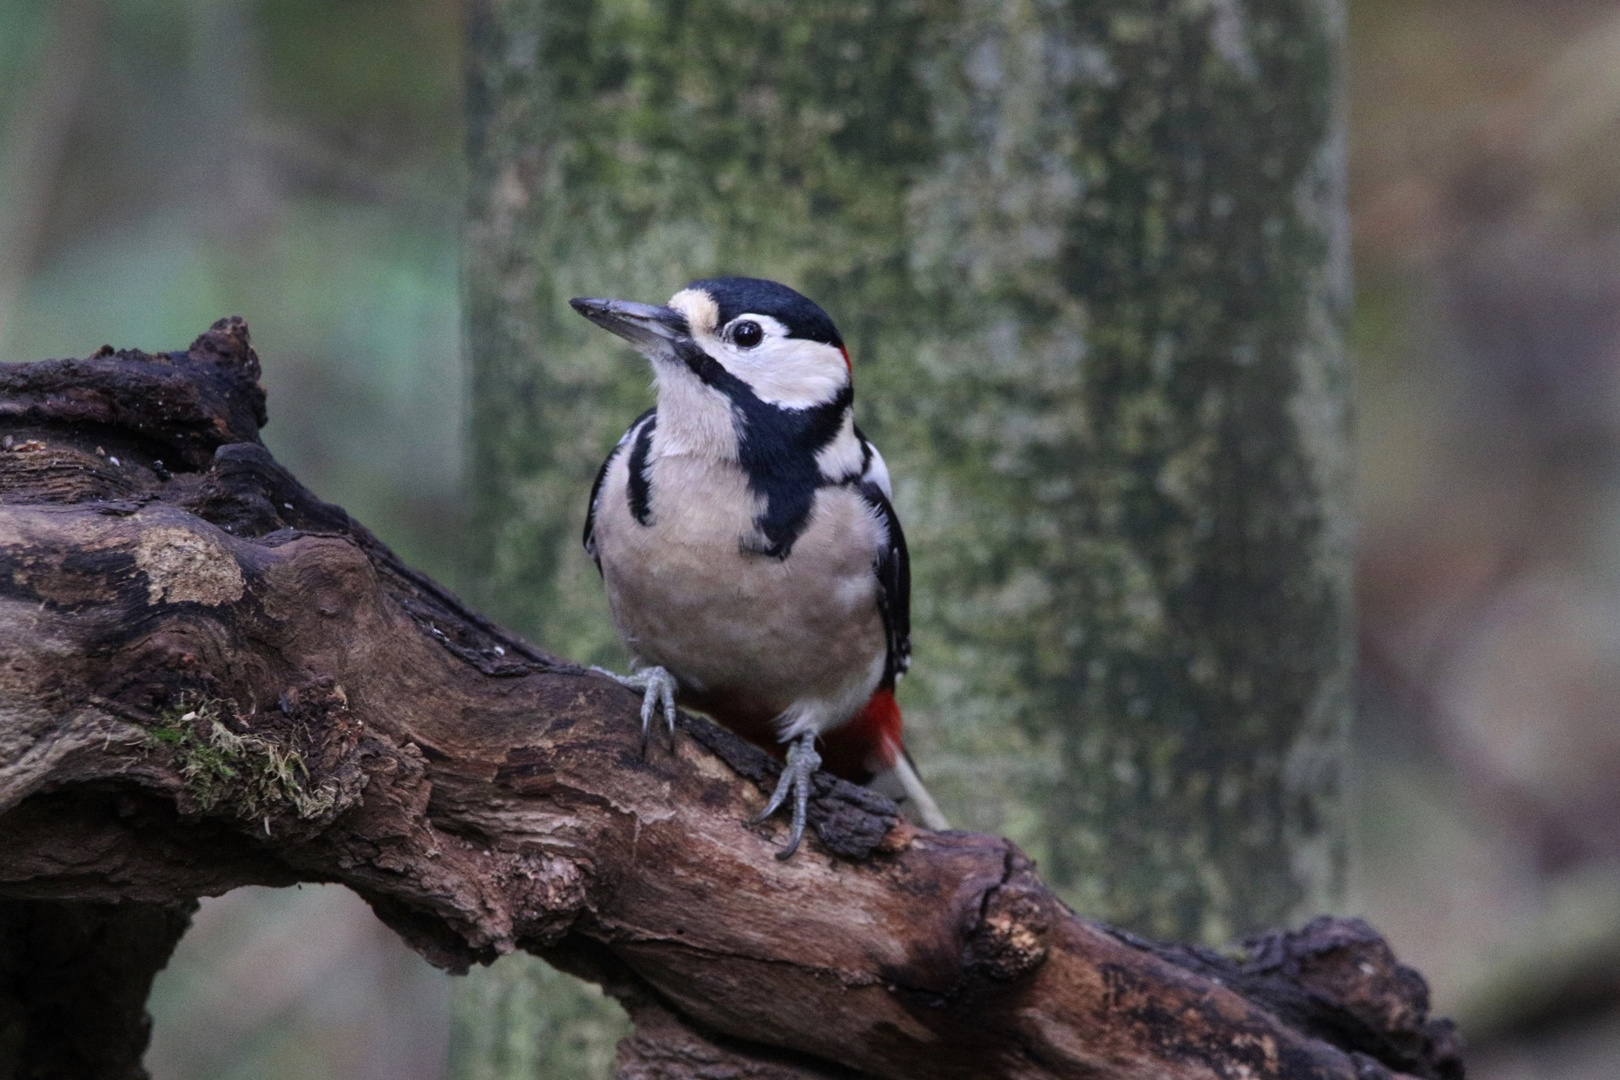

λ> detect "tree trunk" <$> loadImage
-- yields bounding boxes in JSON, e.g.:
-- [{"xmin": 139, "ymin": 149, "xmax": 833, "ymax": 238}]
[
  {"xmin": 0, "ymin": 899, "xmax": 195, "ymax": 1080},
  {"xmin": 461, "ymin": 0, "xmax": 1351, "ymax": 957}
]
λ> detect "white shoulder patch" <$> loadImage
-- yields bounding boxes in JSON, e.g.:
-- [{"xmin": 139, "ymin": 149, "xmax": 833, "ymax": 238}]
[
  {"xmin": 815, "ymin": 413, "xmax": 864, "ymax": 483},
  {"xmin": 862, "ymin": 440, "xmax": 893, "ymax": 499}
]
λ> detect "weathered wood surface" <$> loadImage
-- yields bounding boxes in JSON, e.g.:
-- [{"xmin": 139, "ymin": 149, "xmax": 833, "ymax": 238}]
[{"xmin": 0, "ymin": 323, "xmax": 1459, "ymax": 1079}]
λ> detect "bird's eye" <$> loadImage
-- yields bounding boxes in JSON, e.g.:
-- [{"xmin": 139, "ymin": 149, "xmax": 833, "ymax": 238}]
[{"xmin": 731, "ymin": 320, "xmax": 763, "ymax": 349}]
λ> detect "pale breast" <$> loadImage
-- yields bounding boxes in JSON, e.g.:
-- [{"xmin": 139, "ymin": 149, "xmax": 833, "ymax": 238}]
[{"xmin": 592, "ymin": 451, "xmax": 888, "ymax": 732}]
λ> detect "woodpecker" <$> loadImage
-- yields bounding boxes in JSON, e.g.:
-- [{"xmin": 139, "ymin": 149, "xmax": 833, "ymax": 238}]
[{"xmin": 571, "ymin": 277, "xmax": 946, "ymax": 858}]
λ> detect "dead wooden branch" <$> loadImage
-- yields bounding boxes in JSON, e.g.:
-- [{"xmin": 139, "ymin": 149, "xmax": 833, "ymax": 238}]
[{"xmin": 0, "ymin": 321, "xmax": 1464, "ymax": 1079}]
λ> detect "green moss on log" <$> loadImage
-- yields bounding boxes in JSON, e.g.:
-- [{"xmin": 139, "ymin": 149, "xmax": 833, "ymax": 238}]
[{"xmin": 146, "ymin": 701, "xmax": 345, "ymax": 829}]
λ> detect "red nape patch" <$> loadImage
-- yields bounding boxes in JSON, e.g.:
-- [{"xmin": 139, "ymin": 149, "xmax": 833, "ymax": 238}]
[
  {"xmin": 838, "ymin": 345, "xmax": 852, "ymax": 373},
  {"xmin": 819, "ymin": 688, "xmax": 902, "ymax": 783}
]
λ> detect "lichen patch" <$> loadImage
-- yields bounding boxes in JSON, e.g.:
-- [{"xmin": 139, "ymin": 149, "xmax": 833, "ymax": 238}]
[{"xmin": 134, "ymin": 525, "xmax": 244, "ymax": 606}]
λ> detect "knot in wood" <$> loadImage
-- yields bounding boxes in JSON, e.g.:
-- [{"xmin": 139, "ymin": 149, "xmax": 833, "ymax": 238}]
[
  {"xmin": 507, "ymin": 852, "xmax": 588, "ymax": 946},
  {"xmin": 967, "ymin": 880, "xmax": 1051, "ymax": 982}
]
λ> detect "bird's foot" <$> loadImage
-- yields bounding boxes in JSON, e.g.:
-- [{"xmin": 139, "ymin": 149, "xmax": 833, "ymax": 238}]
[
  {"xmin": 590, "ymin": 664, "xmax": 678, "ymax": 754},
  {"xmin": 752, "ymin": 732, "xmax": 821, "ymax": 860}
]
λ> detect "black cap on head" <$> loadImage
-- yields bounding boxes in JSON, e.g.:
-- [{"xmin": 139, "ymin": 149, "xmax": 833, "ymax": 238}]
[{"xmin": 686, "ymin": 277, "xmax": 843, "ymax": 348}]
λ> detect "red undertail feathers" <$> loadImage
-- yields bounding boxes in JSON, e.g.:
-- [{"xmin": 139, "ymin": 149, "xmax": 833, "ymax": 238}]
[{"xmin": 818, "ymin": 687, "xmax": 902, "ymax": 783}]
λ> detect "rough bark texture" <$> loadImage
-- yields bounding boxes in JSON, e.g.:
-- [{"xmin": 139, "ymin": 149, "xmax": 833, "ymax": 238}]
[
  {"xmin": 0, "ymin": 326, "xmax": 1449, "ymax": 1080},
  {"xmin": 462, "ymin": 0, "xmax": 1352, "ymax": 949}
]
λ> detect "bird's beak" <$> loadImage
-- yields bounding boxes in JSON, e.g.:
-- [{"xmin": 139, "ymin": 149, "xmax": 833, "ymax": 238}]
[{"xmin": 569, "ymin": 298, "xmax": 689, "ymax": 356}]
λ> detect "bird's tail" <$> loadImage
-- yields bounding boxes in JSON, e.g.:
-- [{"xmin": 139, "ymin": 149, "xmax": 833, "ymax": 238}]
[
  {"xmin": 889, "ymin": 748, "xmax": 950, "ymax": 831},
  {"xmin": 828, "ymin": 688, "xmax": 950, "ymax": 830}
]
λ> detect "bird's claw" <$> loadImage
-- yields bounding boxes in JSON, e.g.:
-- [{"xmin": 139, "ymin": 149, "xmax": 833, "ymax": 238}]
[
  {"xmin": 753, "ymin": 732, "xmax": 821, "ymax": 860},
  {"xmin": 591, "ymin": 664, "xmax": 678, "ymax": 754}
]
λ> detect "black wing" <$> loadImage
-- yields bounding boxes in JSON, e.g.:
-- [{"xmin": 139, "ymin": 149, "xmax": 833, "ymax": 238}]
[
  {"xmin": 583, "ymin": 408, "xmax": 655, "ymax": 573},
  {"xmin": 858, "ymin": 479, "xmax": 911, "ymax": 687}
]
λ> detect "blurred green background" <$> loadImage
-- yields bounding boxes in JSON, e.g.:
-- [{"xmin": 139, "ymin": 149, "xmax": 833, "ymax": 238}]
[{"xmin": 4, "ymin": 0, "xmax": 1620, "ymax": 1077}]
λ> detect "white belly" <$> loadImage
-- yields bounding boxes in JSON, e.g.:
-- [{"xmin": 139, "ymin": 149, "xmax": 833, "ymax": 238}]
[{"xmin": 593, "ymin": 453, "xmax": 887, "ymax": 740}]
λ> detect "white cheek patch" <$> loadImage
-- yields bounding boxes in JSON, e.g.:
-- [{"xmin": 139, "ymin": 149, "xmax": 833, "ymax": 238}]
[
  {"xmin": 664, "ymin": 298, "xmax": 850, "ymax": 409},
  {"xmin": 734, "ymin": 336, "xmax": 850, "ymax": 408}
]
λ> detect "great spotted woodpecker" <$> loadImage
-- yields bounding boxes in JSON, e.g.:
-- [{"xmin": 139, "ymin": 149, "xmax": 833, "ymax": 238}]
[{"xmin": 571, "ymin": 277, "xmax": 947, "ymax": 858}]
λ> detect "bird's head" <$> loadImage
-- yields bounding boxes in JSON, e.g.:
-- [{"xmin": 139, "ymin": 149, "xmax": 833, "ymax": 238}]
[{"xmin": 571, "ymin": 277, "xmax": 851, "ymax": 410}]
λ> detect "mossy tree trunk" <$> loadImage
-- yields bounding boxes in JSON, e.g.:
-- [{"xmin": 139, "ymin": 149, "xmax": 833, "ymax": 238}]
[{"xmin": 458, "ymin": 0, "xmax": 1350, "ymax": 1071}]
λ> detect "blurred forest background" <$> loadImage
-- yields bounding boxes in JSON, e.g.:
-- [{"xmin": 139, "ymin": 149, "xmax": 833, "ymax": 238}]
[{"xmin": 2, "ymin": 1, "xmax": 1619, "ymax": 1078}]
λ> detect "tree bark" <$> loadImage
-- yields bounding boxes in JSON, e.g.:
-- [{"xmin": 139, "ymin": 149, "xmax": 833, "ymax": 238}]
[
  {"xmin": 0, "ymin": 325, "xmax": 1447, "ymax": 1080},
  {"xmin": 461, "ymin": 0, "xmax": 1352, "ymax": 950}
]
